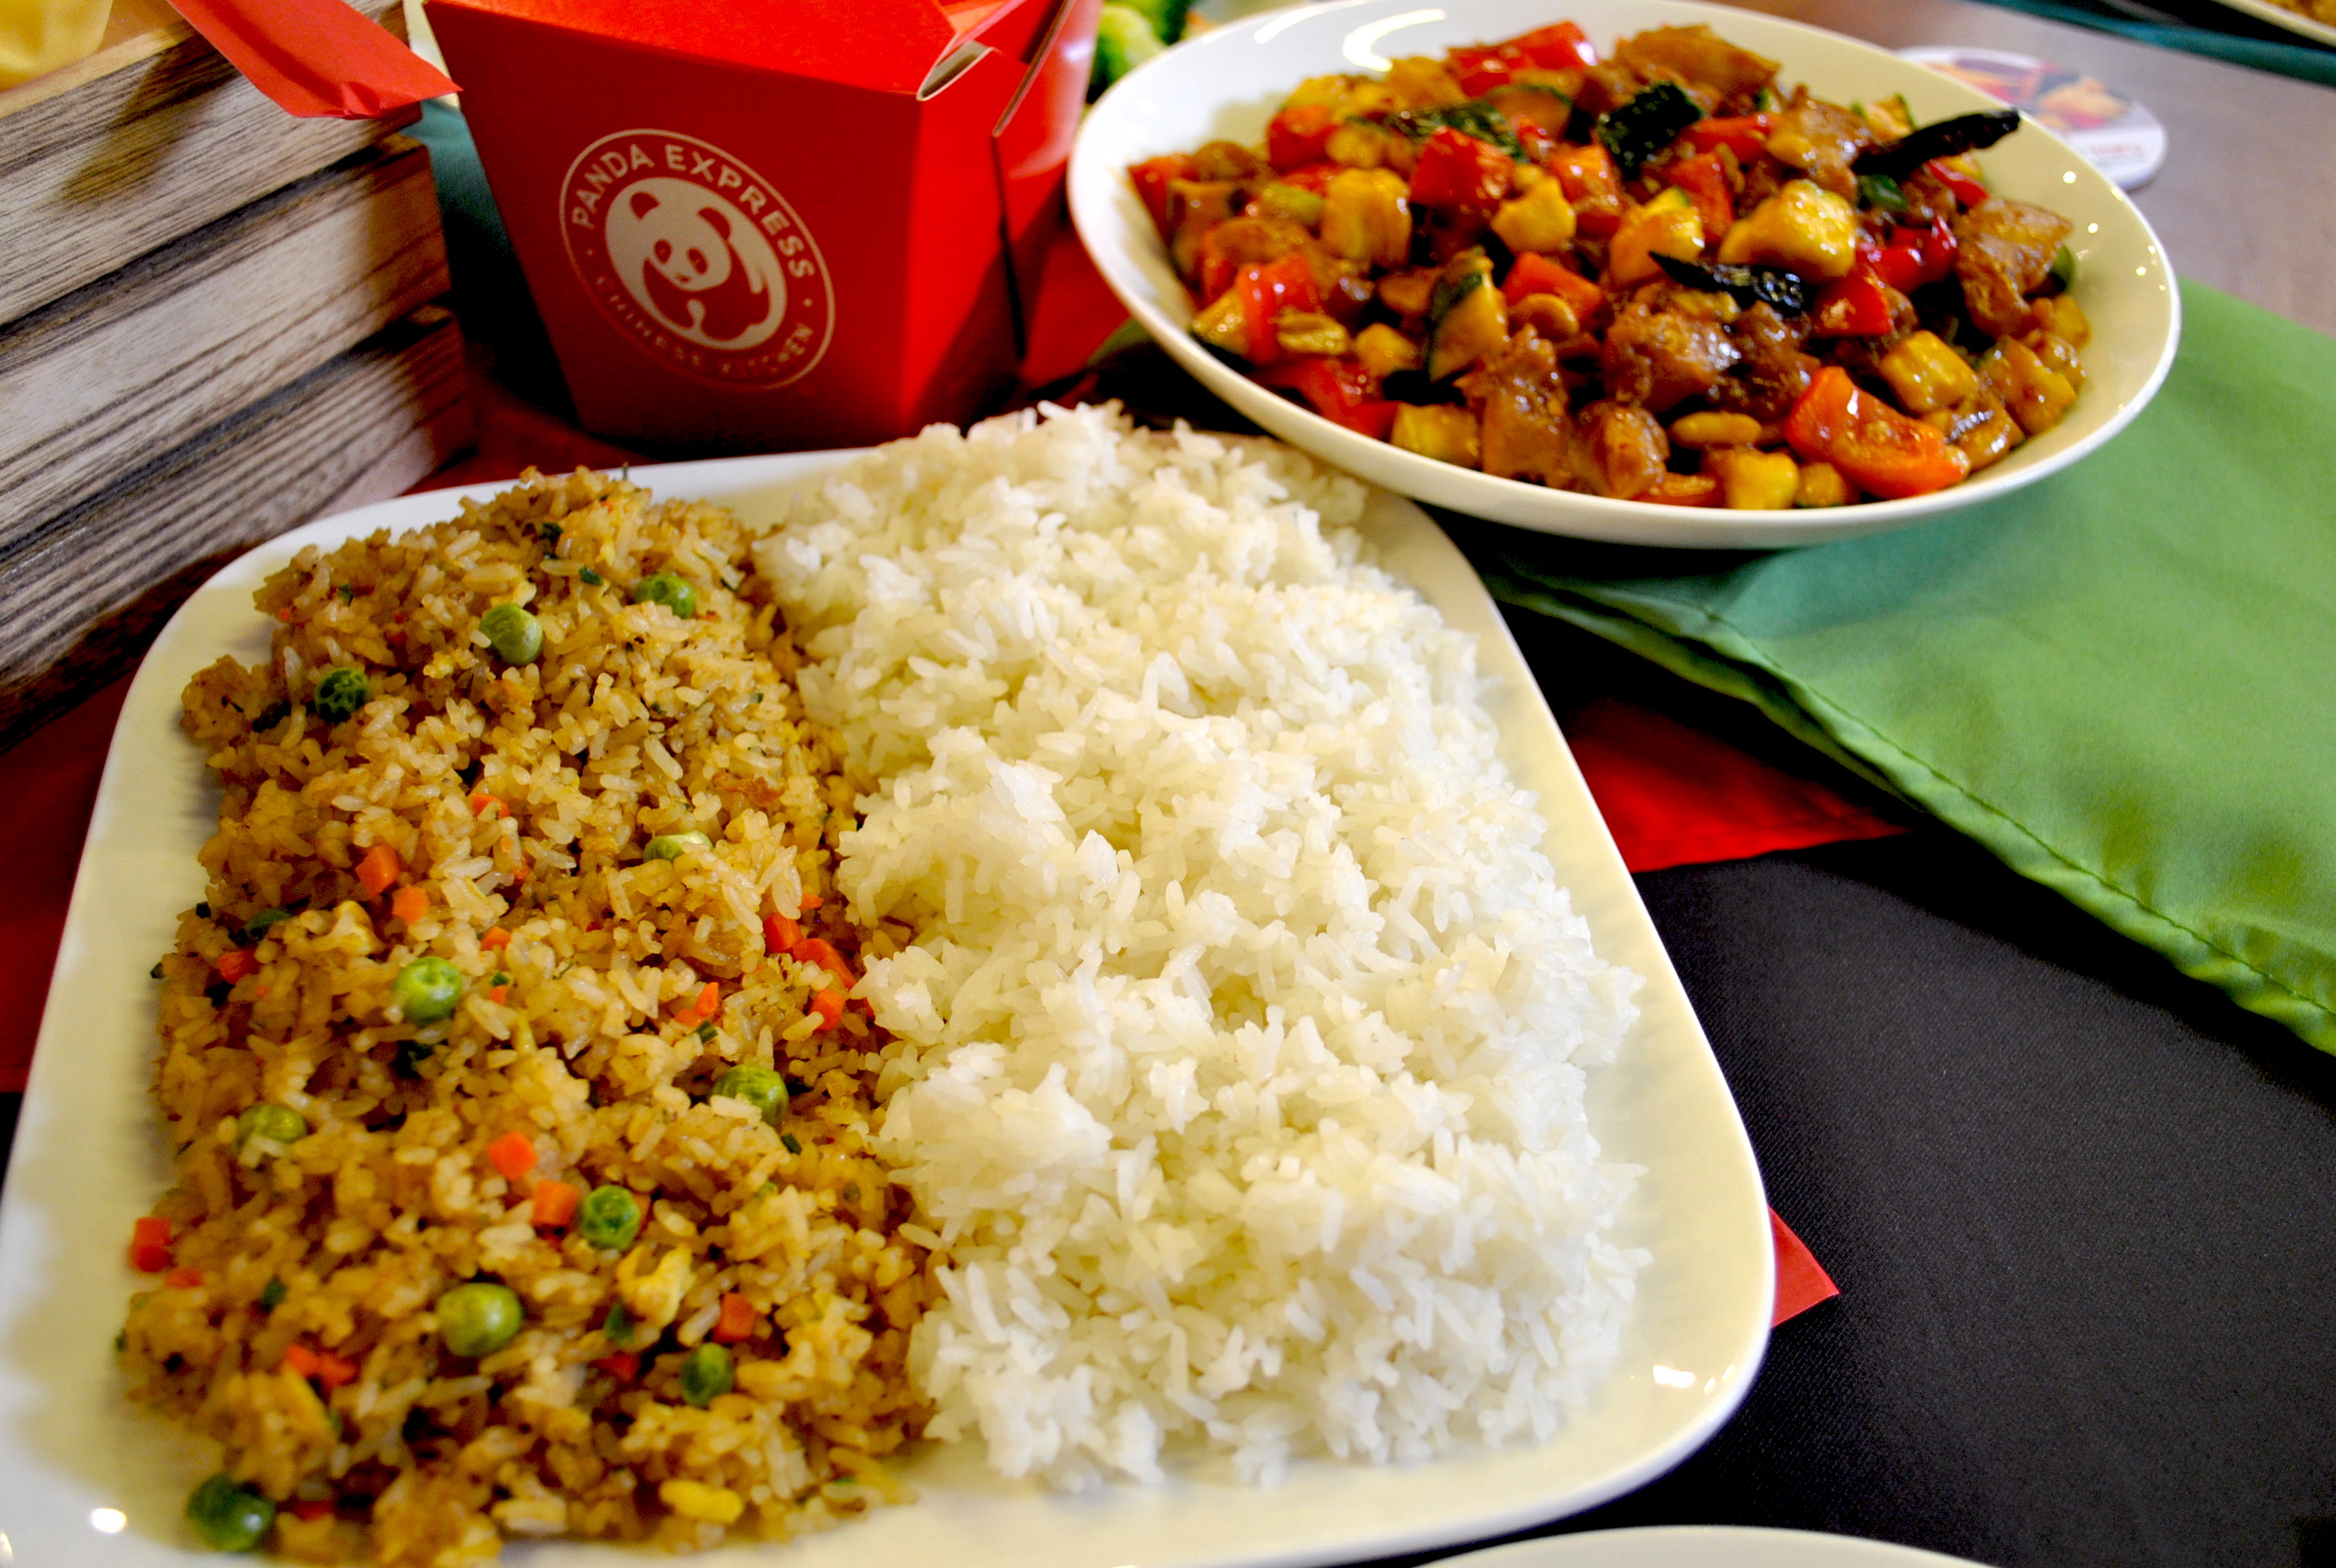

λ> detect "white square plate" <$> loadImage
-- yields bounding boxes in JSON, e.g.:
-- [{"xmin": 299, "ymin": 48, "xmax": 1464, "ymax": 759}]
[{"xmin": 0, "ymin": 450, "xmax": 1770, "ymax": 1566}]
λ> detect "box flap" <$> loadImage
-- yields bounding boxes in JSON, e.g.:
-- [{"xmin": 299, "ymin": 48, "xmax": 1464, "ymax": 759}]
[{"xmin": 427, "ymin": 0, "xmax": 1054, "ymax": 94}]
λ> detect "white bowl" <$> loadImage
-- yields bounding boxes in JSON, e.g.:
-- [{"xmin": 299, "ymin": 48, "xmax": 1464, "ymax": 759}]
[{"xmin": 1070, "ymin": 0, "xmax": 2182, "ymax": 548}]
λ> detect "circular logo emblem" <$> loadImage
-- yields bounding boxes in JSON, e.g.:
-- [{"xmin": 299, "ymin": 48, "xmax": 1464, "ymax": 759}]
[{"xmin": 561, "ymin": 130, "xmax": 834, "ymax": 389}]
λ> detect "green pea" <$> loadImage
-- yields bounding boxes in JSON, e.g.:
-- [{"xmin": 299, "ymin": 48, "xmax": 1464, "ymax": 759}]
[
  {"xmin": 643, "ymin": 831, "xmax": 713, "ymax": 862},
  {"xmin": 603, "ymin": 1300, "xmax": 635, "ymax": 1346},
  {"xmin": 678, "ymin": 1342, "xmax": 733, "ymax": 1407},
  {"xmin": 632, "ymin": 573, "xmax": 697, "ymax": 620},
  {"xmin": 236, "ymin": 1104, "xmax": 307, "ymax": 1150},
  {"xmin": 436, "ymin": 1281, "xmax": 523, "ymax": 1357},
  {"xmin": 578, "ymin": 567, "xmax": 604, "ymax": 586},
  {"xmin": 311, "ymin": 667, "xmax": 370, "ymax": 724},
  {"xmin": 391, "ymin": 957, "xmax": 463, "ymax": 1023},
  {"xmin": 710, "ymin": 1065, "xmax": 790, "ymax": 1125},
  {"xmin": 186, "ymin": 1472, "xmax": 274, "ymax": 1552},
  {"xmin": 577, "ymin": 1185, "xmax": 641, "ymax": 1252},
  {"xmin": 479, "ymin": 603, "xmax": 544, "ymax": 664}
]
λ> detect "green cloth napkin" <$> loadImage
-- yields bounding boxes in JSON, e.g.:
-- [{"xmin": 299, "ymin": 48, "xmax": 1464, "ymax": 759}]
[{"xmin": 1453, "ymin": 280, "xmax": 2336, "ymax": 1053}]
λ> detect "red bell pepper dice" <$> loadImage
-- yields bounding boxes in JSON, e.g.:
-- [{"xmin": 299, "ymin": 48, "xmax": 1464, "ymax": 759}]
[
  {"xmin": 1867, "ymin": 219, "xmax": 1956, "ymax": 294},
  {"xmin": 1810, "ymin": 272, "xmax": 1896, "ymax": 338},
  {"xmin": 1508, "ymin": 21, "xmax": 1596, "ymax": 69},
  {"xmin": 1784, "ymin": 366, "xmax": 1971, "ymax": 498},
  {"xmin": 1447, "ymin": 43, "xmax": 1527, "ymax": 94},
  {"xmin": 1233, "ymin": 254, "xmax": 1323, "ymax": 365},
  {"xmin": 1266, "ymin": 104, "xmax": 1338, "ymax": 172},
  {"xmin": 1408, "ymin": 127, "xmax": 1513, "ymax": 219},
  {"xmin": 1502, "ymin": 251, "xmax": 1604, "ymax": 321},
  {"xmin": 1257, "ymin": 358, "xmax": 1395, "ymax": 437},
  {"xmin": 1662, "ymin": 153, "xmax": 1733, "ymax": 237},
  {"xmin": 1682, "ymin": 114, "xmax": 1774, "ymax": 162},
  {"xmin": 1128, "ymin": 154, "xmax": 1194, "ymax": 236},
  {"xmin": 1925, "ymin": 156, "xmax": 1991, "ymax": 209}
]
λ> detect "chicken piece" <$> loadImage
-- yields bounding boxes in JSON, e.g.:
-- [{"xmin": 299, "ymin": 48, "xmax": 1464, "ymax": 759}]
[
  {"xmin": 1602, "ymin": 301, "xmax": 1740, "ymax": 415},
  {"xmin": 1459, "ymin": 328, "xmax": 1576, "ymax": 486},
  {"xmin": 1762, "ymin": 89, "xmax": 1873, "ymax": 199},
  {"xmin": 1571, "ymin": 401, "xmax": 1671, "ymax": 498},
  {"xmin": 1711, "ymin": 302, "xmax": 1819, "ymax": 422},
  {"xmin": 1954, "ymin": 198, "xmax": 2075, "ymax": 338},
  {"xmin": 1613, "ymin": 25, "xmax": 1779, "ymax": 107}
]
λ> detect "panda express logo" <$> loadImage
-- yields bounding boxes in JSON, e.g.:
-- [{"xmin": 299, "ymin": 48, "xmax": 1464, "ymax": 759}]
[{"xmin": 561, "ymin": 130, "xmax": 834, "ymax": 389}]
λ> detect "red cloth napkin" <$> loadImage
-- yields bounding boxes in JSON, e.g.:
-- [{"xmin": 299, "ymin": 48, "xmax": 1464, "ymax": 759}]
[
  {"xmin": 1771, "ymin": 1209, "xmax": 1841, "ymax": 1324},
  {"xmin": 166, "ymin": 0, "xmax": 457, "ymax": 119}
]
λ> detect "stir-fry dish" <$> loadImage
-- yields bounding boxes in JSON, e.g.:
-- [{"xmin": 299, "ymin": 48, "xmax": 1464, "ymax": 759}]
[{"xmin": 1129, "ymin": 21, "xmax": 2092, "ymax": 507}]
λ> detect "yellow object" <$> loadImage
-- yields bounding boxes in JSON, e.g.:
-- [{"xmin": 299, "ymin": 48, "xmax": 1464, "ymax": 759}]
[
  {"xmin": 1274, "ymin": 312, "xmax": 1351, "ymax": 357},
  {"xmin": 1669, "ymin": 412, "xmax": 1765, "ymax": 448},
  {"xmin": 1705, "ymin": 448, "xmax": 1801, "ymax": 511},
  {"xmin": 1490, "ymin": 179, "xmax": 1577, "ymax": 256},
  {"xmin": 1981, "ymin": 338, "xmax": 2078, "ymax": 436},
  {"xmin": 658, "ymin": 1480, "xmax": 745, "ymax": 1525},
  {"xmin": 0, "ymin": 0, "xmax": 111, "ymax": 89},
  {"xmin": 1878, "ymin": 331, "xmax": 1979, "ymax": 415},
  {"xmin": 1353, "ymin": 323, "xmax": 1421, "ymax": 378},
  {"xmin": 1606, "ymin": 187, "xmax": 1704, "ymax": 288},
  {"xmin": 1391, "ymin": 405, "xmax": 1481, "ymax": 467},
  {"xmin": 1509, "ymin": 293, "xmax": 1579, "ymax": 341},
  {"xmin": 1425, "ymin": 249, "xmax": 1504, "ymax": 381},
  {"xmin": 1794, "ymin": 461, "xmax": 1855, "ymax": 508},
  {"xmin": 1718, "ymin": 181, "xmax": 1859, "ymax": 281},
  {"xmin": 1322, "ymin": 169, "xmax": 1412, "ymax": 269}
]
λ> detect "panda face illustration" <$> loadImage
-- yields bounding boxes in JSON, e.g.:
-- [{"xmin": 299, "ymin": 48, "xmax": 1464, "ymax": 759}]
[{"xmin": 602, "ymin": 177, "xmax": 785, "ymax": 351}]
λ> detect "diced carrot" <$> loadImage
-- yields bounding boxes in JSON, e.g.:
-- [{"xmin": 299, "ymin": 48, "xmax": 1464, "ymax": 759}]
[
  {"xmin": 692, "ymin": 982, "xmax": 720, "ymax": 1022},
  {"xmin": 486, "ymin": 1132, "xmax": 536, "ymax": 1180},
  {"xmin": 480, "ymin": 927, "xmax": 511, "ymax": 952},
  {"xmin": 509, "ymin": 861, "xmax": 531, "ymax": 885},
  {"xmin": 356, "ymin": 843, "xmax": 402, "ymax": 897},
  {"xmin": 596, "ymin": 1352, "xmax": 640, "ymax": 1382},
  {"xmin": 532, "ymin": 1180, "xmax": 580, "ymax": 1228},
  {"xmin": 275, "ymin": 607, "xmax": 294, "ymax": 622},
  {"xmin": 799, "ymin": 894, "xmax": 821, "ymax": 911},
  {"xmin": 761, "ymin": 913, "xmax": 800, "ymax": 953},
  {"xmin": 282, "ymin": 1343, "xmax": 320, "ymax": 1378},
  {"xmin": 165, "ymin": 1266, "xmax": 204, "ymax": 1290},
  {"xmin": 390, "ymin": 886, "xmax": 429, "ymax": 925},
  {"xmin": 788, "ymin": 937, "xmax": 854, "ymax": 985},
  {"xmin": 469, "ymin": 790, "xmax": 504, "ymax": 819},
  {"xmin": 314, "ymin": 1349, "xmax": 358, "ymax": 1388},
  {"xmin": 216, "ymin": 949, "xmax": 259, "ymax": 982},
  {"xmin": 810, "ymin": 991, "xmax": 845, "ymax": 1031},
  {"xmin": 287, "ymin": 1500, "xmax": 335, "ymax": 1521},
  {"xmin": 711, "ymin": 1292, "xmax": 756, "ymax": 1344},
  {"xmin": 129, "ymin": 1216, "xmax": 173, "ymax": 1273},
  {"xmin": 486, "ymin": 985, "xmax": 508, "ymax": 1005}
]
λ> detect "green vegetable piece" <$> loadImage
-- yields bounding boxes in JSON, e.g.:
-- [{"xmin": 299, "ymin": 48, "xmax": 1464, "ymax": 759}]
[
  {"xmin": 479, "ymin": 603, "xmax": 544, "ymax": 665},
  {"xmin": 311, "ymin": 667, "xmax": 370, "ymax": 725},
  {"xmin": 678, "ymin": 1342, "xmax": 734, "ymax": 1407},
  {"xmin": 1857, "ymin": 173, "xmax": 1908, "ymax": 214},
  {"xmin": 391, "ymin": 957, "xmax": 464, "ymax": 1023},
  {"xmin": 603, "ymin": 1301, "xmax": 635, "ymax": 1347},
  {"xmin": 781, "ymin": 1132, "xmax": 802, "ymax": 1155},
  {"xmin": 1255, "ymin": 181, "xmax": 1326, "ymax": 227},
  {"xmin": 711, "ymin": 1065, "xmax": 790, "ymax": 1124},
  {"xmin": 258, "ymin": 1278, "xmax": 287, "ymax": 1312},
  {"xmin": 578, "ymin": 567, "xmax": 604, "ymax": 586},
  {"xmin": 632, "ymin": 573, "xmax": 697, "ymax": 620},
  {"xmin": 1093, "ymin": 4, "xmax": 1166, "ymax": 92},
  {"xmin": 643, "ymin": 830, "xmax": 713, "ymax": 862},
  {"xmin": 1597, "ymin": 81, "xmax": 1702, "ymax": 176},
  {"xmin": 2049, "ymin": 243, "xmax": 2078, "ymax": 293},
  {"xmin": 1399, "ymin": 98, "xmax": 1525, "ymax": 159},
  {"xmin": 578, "ymin": 1186, "xmax": 642, "ymax": 1251},
  {"xmin": 1118, "ymin": 0, "xmax": 1188, "ymax": 40},
  {"xmin": 436, "ymin": 1281, "xmax": 524, "ymax": 1357},
  {"xmin": 186, "ymin": 1473, "xmax": 275, "ymax": 1552},
  {"xmin": 236, "ymin": 907, "xmax": 294, "ymax": 947},
  {"xmin": 236, "ymin": 1103, "xmax": 308, "ymax": 1150}
]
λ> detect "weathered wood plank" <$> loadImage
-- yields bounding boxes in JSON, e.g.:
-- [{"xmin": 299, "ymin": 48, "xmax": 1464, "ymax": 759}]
[
  {"xmin": 0, "ymin": 308, "xmax": 472, "ymax": 752},
  {"xmin": 0, "ymin": 1, "xmax": 417, "ymax": 327},
  {"xmin": 0, "ymin": 138, "xmax": 451, "ymax": 544}
]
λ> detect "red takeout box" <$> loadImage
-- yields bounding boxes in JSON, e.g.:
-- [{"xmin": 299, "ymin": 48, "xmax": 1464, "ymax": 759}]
[{"xmin": 428, "ymin": 0, "xmax": 1103, "ymax": 452}]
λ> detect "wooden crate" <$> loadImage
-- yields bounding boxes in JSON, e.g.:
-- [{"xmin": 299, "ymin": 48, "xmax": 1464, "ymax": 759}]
[
  {"xmin": 0, "ymin": 0, "xmax": 420, "ymax": 327},
  {"xmin": 0, "ymin": 136, "xmax": 453, "ymax": 543},
  {"xmin": 0, "ymin": 307, "xmax": 472, "ymax": 749}
]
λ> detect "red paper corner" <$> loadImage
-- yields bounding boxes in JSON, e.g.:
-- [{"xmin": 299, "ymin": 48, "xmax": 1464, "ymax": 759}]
[{"xmin": 1771, "ymin": 1208, "xmax": 1840, "ymax": 1325}]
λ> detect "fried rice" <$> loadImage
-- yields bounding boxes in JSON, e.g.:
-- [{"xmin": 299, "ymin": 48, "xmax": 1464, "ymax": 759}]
[{"xmin": 121, "ymin": 469, "xmax": 930, "ymax": 1564}]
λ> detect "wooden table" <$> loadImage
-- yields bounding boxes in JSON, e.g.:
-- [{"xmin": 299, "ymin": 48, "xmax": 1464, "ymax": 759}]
[{"xmin": 1718, "ymin": 0, "xmax": 2336, "ymax": 333}]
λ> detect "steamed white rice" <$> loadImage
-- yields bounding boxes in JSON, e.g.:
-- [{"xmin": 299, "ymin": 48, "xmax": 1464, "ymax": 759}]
[{"xmin": 752, "ymin": 405, "xmax": 1645, "ymax": 1488}]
